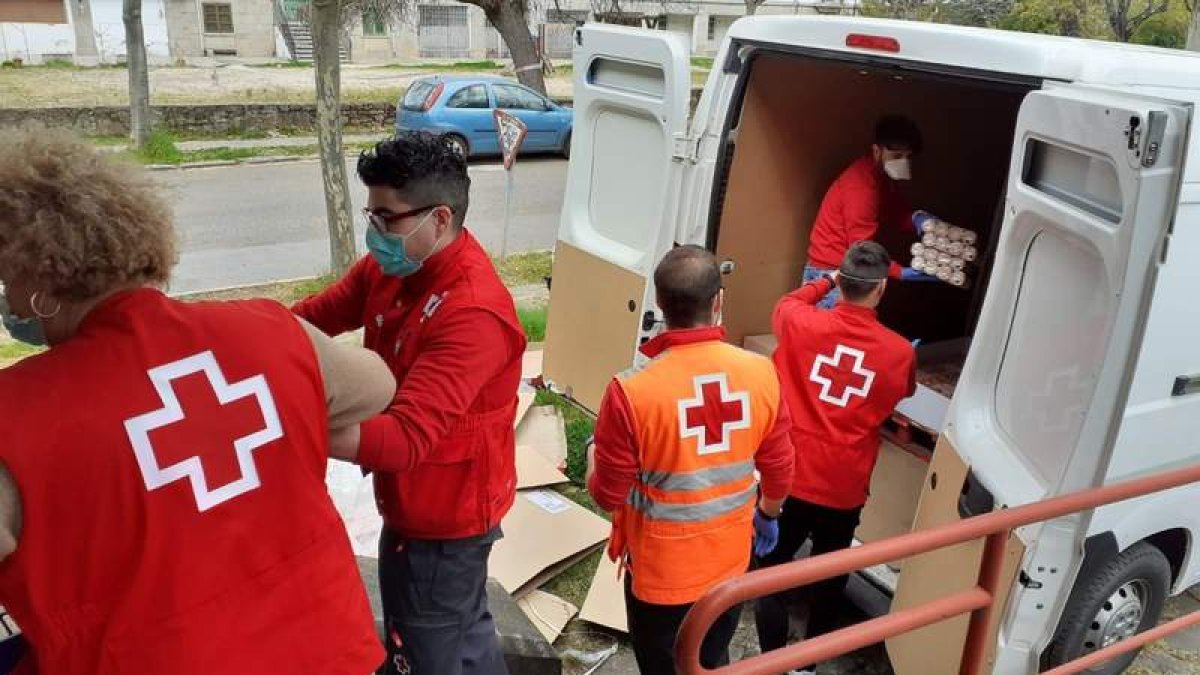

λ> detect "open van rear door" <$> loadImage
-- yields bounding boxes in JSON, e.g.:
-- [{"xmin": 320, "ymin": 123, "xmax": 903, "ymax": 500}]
[
  {"xmin": 543, "ymin": 25, "xmax": 691, "ymax": 411},
  {"xmin": 887, "ymin": 87, "xmax": 1189, "ymax": 674}
]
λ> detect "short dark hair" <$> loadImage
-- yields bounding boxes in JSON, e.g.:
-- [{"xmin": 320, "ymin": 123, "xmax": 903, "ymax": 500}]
[
  {"xmin": 874, "ymin": 115, "xmax": 922, "ymax": 154},
  {"xmin": 838, "ymin": 241, "xmax": 891, "ymax": 302},
  {"xmin": 357, "ymin": 131, "xmax": 470, "ymax": 228},
  {"xmin": 654, "ymin": 245, "xmax": 722, "ymax": 329}
]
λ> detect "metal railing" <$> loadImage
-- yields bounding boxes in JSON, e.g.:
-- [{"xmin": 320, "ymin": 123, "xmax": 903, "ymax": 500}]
[{"xmin": 675, "ymin": 462, "xmax": 1200, "ymax": 675}]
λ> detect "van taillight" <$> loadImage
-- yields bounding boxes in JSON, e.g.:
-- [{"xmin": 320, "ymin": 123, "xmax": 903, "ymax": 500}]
[
  {"xmin": 423, "ymin": 82, "xmax": 445, "ymax": 111},
  {"xmin": 846, "ymin": 33, "xmax": 900, "ymax": 53}
]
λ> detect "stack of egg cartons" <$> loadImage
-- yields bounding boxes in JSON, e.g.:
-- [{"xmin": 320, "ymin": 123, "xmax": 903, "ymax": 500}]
[{"xmin": 910, "ymin": 212, "xmax": 977, "ymax": 288}]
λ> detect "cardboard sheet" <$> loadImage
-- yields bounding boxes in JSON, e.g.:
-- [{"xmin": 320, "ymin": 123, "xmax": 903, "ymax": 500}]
[
  {"xmin": 515, "ymin": 387, "xmax": 536, "ymax": 430},
  {"xmin": 579, "ymin": 551, "xmax": 628, "ymax": 633},
  {"xmin": 516, "ymin": 405, "xmax": 569, "ymax": 470},
  {"xmin": 522, "ymin": 350, "xmax": 544, "ymax": 380},
  {"xmin": 516, "ymin": 444, "xmax": 570, "ymax": 489},
  {"xmin": 489, "ymin": 489, "xmax": 610, "ymax": 595},
  {"xmin": 856, "ymin": 441, "xmax": 929, "ymax": 548},
  {"xmin": 517, "ymin": 590, "xmax": 579, "ymax": 643},
  {"xmin": 742, "ymin": 333, "xmax": 779, "ymax": 358}
]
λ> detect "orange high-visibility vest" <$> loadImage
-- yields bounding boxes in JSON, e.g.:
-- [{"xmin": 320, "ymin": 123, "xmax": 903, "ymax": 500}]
[{"xmin": 611, "ymin": 340, "xmax": 782, "ymax": 605}]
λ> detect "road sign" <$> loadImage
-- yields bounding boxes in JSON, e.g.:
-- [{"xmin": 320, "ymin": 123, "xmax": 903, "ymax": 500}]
[{"xmin": 494, "ymin": 109, "xmax": 528, "ymax": 171}]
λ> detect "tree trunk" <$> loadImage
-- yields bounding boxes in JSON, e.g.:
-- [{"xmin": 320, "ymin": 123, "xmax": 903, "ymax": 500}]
[
  {"xmin": 483, "ymin": 1, "xmax": 546, "ymax": 95},
  {"xmin": 1189, "ymin": 1, "xmax": 1200, "ymax": 51},
  {"xmin": 71, "ymin": 0, "xmax": 99, "ymax": 63},
  {"xmin": 744, "ymin": 0, "xmax": 760, "ymax": 15},
  {"xmin": 123, "ymin": 0, "xmax": 150, "ymax": 148},
  {"xmin": 311, "ymin": 0, "xmax": 357, "ymax": 276}
]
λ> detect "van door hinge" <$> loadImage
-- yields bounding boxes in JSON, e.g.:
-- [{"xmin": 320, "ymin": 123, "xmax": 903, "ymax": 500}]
[
  {"xmin": 1142, "ymin": 110, "xmax": 1167, "ymax": 168},
  {"xmin": 1019, "ymin": 570, "xmax": 1044, "ymax": 590},
  {"xmin": 672, "ymin": 133, "xmax": 699, "ymax": 164}
]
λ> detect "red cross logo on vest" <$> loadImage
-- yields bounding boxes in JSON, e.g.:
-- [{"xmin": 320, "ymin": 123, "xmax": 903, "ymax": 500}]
[
  {"xmin": 124, "ymin": 351, "xmax": 283, "ymax": 512},
  {"xmin": 809, "ymin": 344, "xmax": 876, "ymax": 408},
  {"xmin": 677, "ymin": 373, "xmax": 751, "ymax": 455}
]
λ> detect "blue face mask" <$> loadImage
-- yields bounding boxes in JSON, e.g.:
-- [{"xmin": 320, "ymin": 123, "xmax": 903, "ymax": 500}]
[
  {"xmin": 0, "ymin": 295, "xmax": 47, "ymax": 347},
  {"xmin": 365, "ymin": 209, "xmax": 442, "ymax": 278}
]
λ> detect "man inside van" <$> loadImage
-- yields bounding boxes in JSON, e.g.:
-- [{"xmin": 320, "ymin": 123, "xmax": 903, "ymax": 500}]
[
  {"xmin": 757, "ymin": 241, "xmax": 916, "ymax": 673},
  {"xmin": 804, "ymin": 115, "xmax": 932, "ymax": 308},
  {"xmin": 586, "ymin": 246, "xmax": 795, "ymax": 675}
]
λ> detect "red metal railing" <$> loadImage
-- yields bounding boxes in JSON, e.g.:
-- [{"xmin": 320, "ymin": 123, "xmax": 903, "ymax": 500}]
[{"xmin": 675, "ymin": 462, "xmax": 1200, "ymax": 675}]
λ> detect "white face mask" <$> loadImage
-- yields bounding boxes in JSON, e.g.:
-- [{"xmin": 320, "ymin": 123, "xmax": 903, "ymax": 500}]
[{"xmin": 883, "ymin": 157, "xmax": 912, "ymax": 181}]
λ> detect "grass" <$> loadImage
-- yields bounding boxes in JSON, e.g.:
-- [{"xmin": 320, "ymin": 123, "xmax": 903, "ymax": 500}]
[
  {"xmin": 691, "ymin": 56, "xmax": 715, "ymax": 69},
  {"xmin": 495, "ymin": 250, "xmax": 552, "ymax": 287},
  {"xmin": 123, "ymin": 131, "xmax": 374, "ymax": 165},
  {"xmin": 250, "ymin": 61, "xmax": 313, "ymax": 69},
  {"xmin": 375, "ymin": 60, "xmax": 505, "ymax": 71},
  {"xmin": 0, "ymin": 342, "xmax": 44, "ymax": 361},
  {"xmin": 517, "ymin": 305, "xmax": 547, "ymax": 342}
]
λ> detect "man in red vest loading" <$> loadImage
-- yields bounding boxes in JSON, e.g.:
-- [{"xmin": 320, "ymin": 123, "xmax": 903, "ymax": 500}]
[
  {"xmin": 805, "ymin": 116, "xmax": 934, "ymax": 308},
  {"xmin": 294, "ymin": 133, "xmax": 526, "ymax": 675},
  {"xmin": 757, "ymin": 241, "xmax": 916, "ymax": 674},
  {"xmin": 587, "ymin": 246, "xmax": 795, "ymax": 675}
]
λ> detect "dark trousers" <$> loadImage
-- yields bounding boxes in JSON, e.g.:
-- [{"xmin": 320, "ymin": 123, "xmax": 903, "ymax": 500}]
[
  {"xmin": 378, "ymin": 527, "xmax": 509, "ymax": 675},
  {"xmin": 624, "ymin": 572, "xmax": 742, "ymax": 675},
  {"xmin": 754, "ymin": 497, "xmax": 863, "ymax": 653}
]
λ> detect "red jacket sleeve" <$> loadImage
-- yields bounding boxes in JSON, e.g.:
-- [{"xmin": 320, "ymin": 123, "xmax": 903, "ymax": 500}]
[
  {"xmin": 292, "ymin": 256, "xmax": 372, "ymax": 336},
  {"xmin": 587, "ymin": 381, "xmax": 640, "ymax": 513},
  {"xmin": 355, "ymin": 309, "xmax": 520, "ymax": 473},
  {"xmin": 773, "ymin": 277, "xmax": 835, "ymax": 335},
  {"xmin": 755, "ymin": 394, "xmax": 795, "ymax": 501}
]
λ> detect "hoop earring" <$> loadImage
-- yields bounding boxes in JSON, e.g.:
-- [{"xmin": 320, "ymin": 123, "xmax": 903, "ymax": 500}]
[{"xmin": 30, "ymin": 292, "xmax": 61, "ymax": 320}]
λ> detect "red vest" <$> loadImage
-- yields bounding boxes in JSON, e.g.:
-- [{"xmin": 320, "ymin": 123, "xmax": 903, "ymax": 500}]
[
  {"xmin": 611, "ymin": 340, "xmax": 782, "ymax": 605},
  {"xmin": 0, "ymin": 290, "xmax": 382, "ymax": 675},
  {"xmin": 358, "ymin": 233, "xmax": 524, "ymax": 539}
]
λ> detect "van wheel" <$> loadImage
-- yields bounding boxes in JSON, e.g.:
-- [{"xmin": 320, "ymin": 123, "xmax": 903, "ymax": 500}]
[
  {"xmin": 1043, "ymin": 542, "xmax": 1170, "ymax": 675},
  {"xmin": 561, "ymin": 131, "xmax": 571, "ymax": 159},
  {"xmin": 445, "ymin": 134, "xmax": 468, "ymax": 158}
]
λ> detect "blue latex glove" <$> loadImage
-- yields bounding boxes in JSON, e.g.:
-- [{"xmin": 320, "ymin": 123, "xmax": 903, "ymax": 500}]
[
  {"xmin": 912, "ymin": 210, "xmax": 938, "ymax": 236},
  {"xmin": 753, "ymin": 507, "xmax": 780, "ymax": 558},
  {"xmin": 900, "ymin": 267, "xmax": 939, "ymax": 282}
]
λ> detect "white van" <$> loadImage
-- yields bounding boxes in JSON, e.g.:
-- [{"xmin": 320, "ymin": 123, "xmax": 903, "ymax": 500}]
[{"xmin": 542, "ymin": 16, "xmax": 1200, "ymax": 675}]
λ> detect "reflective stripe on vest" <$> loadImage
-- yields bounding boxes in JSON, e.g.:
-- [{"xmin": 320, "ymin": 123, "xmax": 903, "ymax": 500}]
[
  {"xmin": 627, "ymin": 481, "xmax": 757, "ymax": 522},
  {"xmin": 638, "ymin": 459, "xmax": 755, "ymax": 492}
]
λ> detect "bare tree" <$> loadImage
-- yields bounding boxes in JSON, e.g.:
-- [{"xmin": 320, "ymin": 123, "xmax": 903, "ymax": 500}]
[
  {"xmin": 743, "ymin": 0, "xmax": 767, "ymax": 15},
  {"xmin": 463, "ymin": 0, "xmax": 546, "ymax": 94},
  {"xmin": 1103, "ymin": 0, "xmax": 1170, "ymax": 41},
  {"xmin": 123, "ymin": 0, "xmax": 151, "ymax": 148},
  {"xmin": 1186, "ymin": 0, "xmax": 1200, "ymax": 50}
]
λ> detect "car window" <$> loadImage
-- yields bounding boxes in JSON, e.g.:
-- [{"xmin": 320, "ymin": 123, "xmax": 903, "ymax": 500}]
[
  {"xmin": 446, "ymin": 84, "xmax": 489, "ymax": 110},
  {"xmin": 494, "ymin": 84, "xmax": 547, "ymax": 111},
  {"xmin": 402, "ymin": 81, "xmax": 434, "ymax": 111}
]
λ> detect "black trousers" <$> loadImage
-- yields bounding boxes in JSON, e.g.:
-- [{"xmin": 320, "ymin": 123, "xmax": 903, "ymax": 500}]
[
  {"xmin": 754, "ymin": 497, "xmax": 863, "ymax": 653},
  {"xmin": 378, "ymin": 527, "xmax": 509, "ymax": 675},
  {"xmin": 623, "ymin": 572, "xmax": 743, "ymax": 675}
]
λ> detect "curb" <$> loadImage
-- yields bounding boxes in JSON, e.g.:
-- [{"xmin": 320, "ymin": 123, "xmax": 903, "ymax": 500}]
[{"xmin": 146, "ymin": 153, "xmax": 345, "ymax": 171}]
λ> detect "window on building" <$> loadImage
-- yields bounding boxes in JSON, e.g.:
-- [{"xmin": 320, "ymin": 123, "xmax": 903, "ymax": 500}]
[
  {"xmin": 363, "ymin": 9, "xmax": 386, "ymax": 36},
  {"xmin": 202, "ymin": 3, "xmax": 234, "ymax": 34},
  {"xmin": 447, "ymin": 84, "xmax": 489, "ymax": 109},
  {"xmin": 707, "ymin": 15, "xmax": 718, "ymax": 41}
]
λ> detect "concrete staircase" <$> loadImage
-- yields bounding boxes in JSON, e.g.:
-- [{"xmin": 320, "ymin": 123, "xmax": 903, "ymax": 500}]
[{"xmin": 280, "ymin": 21, "xmax": 350, "ymax": 62}]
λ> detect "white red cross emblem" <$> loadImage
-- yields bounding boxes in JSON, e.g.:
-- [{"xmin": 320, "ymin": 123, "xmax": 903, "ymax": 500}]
[
  {"xmin": 809, "ymin": 344, "xmax": 875, "ymax": 408},
  {"xmin": 124, "ymin": 351, "xmax": 283, "ymax": 512},
  {"xmin": 677, "ymin": 373, "xmax": 751, "ymax": 455}
]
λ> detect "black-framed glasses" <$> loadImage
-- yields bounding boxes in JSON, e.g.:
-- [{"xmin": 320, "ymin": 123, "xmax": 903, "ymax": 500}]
[{"xmin": 362, "ymin": 205, "xmax": 439, "ymax": 235}]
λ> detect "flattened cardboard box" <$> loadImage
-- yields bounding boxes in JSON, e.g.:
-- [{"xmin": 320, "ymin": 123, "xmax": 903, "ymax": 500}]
[
  {"xmin": 517, "ymin": 590, "xmax": 578, "ymax": 643},
  {"xmin": 579, "ymin": 551, "xmax": 627, "ymax": 633},
  {"xmin": 489, "ymin": 490, "xmax": 610, "ymax": 596}
]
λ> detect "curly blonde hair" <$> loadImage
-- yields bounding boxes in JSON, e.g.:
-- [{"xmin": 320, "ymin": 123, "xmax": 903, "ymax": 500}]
[{"xmin": 0, "ymin": 129, "xmax": 177, "ymax": 302}]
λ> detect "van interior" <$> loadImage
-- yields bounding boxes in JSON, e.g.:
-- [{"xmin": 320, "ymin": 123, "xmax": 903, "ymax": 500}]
[{"xmin": 710, "ymin": 49, "xmax": 1037, "ymax": 556}]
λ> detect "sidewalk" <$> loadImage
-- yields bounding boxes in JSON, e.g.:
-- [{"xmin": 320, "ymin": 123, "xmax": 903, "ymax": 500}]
[{"xmin": 172, "ymin": 133, "xmax": 387, "ymax": 151}]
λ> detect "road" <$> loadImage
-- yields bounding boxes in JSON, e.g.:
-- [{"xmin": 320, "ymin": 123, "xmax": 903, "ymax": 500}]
[{"xmin": 163, "ymin": 156, "xmax": 568, "ymax": 295}]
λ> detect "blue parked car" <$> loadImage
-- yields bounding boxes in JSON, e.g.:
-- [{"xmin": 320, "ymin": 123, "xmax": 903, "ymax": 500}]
[{"xmin": 396, "ymin": 75, "xmax": 574, "ymax": 159}]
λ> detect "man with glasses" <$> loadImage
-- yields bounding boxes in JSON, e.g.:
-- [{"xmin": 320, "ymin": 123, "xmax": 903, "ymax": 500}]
[{"xmin": 294, "ymin": 132, "xmax": 526, "ymax": 675}]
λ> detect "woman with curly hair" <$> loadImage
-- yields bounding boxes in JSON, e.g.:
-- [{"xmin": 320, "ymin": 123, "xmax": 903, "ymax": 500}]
[{"xmin": 0, "ymin": 131, "xmax": 394, "ymax": 674}]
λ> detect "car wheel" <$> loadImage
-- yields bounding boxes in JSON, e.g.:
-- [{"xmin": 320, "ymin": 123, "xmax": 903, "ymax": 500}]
[
  {"xmin": 561, "ymin": 131, "xmax": 571, "ymax": 159},
  {"xmin": 1043, "ymin": 542, "xmax": 1171, "ymax": 675},
  {"xmin": 445, "ymin": 134, "xmax": 469, "ymax": 158}
]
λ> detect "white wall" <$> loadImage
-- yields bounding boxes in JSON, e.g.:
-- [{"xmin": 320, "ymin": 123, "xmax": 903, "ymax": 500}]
[
  {"xmin": 91, "ymin": 0, "xmax": 170, "ymax": 60},
  {"xmin": 0, "ymin": 21, "xmax": 74, "ymax": 63}
]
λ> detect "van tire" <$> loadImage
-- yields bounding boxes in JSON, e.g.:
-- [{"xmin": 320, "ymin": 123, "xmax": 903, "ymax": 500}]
[
  {"xmin": 1043, "ymin": 542, "xmax": 1170, "ymax": 674},
  {"xmin": 561, "ymin": 131, "xmax": 571, "ymax": 159}
]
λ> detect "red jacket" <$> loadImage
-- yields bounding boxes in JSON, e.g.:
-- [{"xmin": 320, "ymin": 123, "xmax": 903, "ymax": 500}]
[
  {"xmin": 807, "ymin": 155, "xmax": 913, "ymax": 277},
  {"xmin": 588, "ymin": 327, "xmax": 794, "ymax": 512},
  {"xmin": 772, "ymin": 279, "xmax": 916, "ymax": 509},
  {"xmin": 0, "ymin": 290, "xmax": 381, "ymax": 674},
  {"xmin": 294, "ymin": 231, "xmax": 526, "ymax": 540}
]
